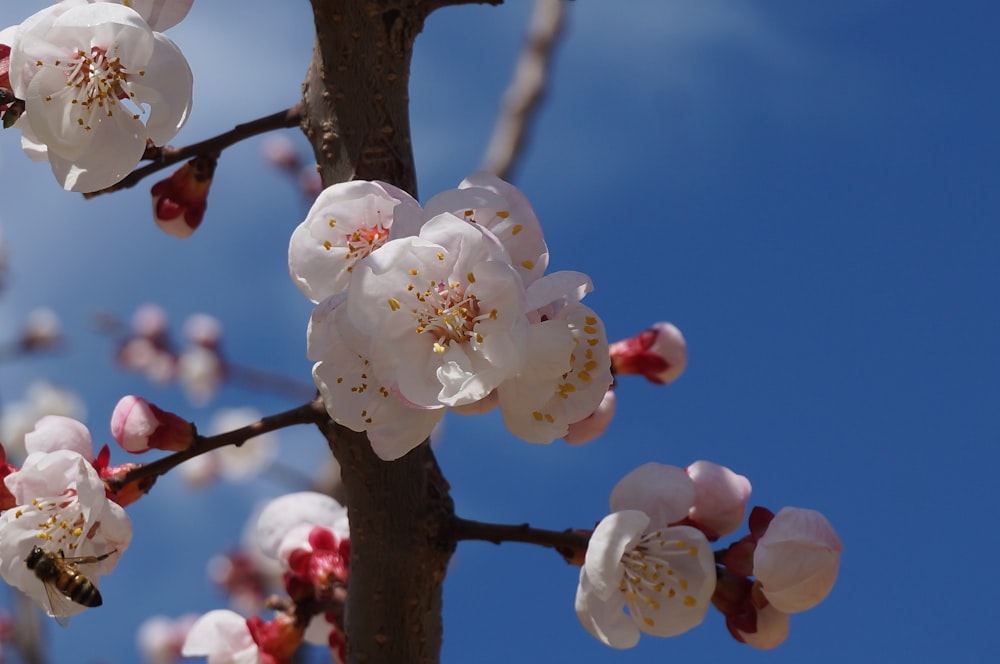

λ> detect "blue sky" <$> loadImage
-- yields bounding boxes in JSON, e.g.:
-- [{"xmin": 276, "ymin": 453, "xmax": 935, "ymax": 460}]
[{"xmin": 1, "ymin": 1, "xmax": 998, "ymax": 662}]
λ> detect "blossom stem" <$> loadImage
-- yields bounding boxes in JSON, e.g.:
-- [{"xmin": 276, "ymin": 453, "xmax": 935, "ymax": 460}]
[
  {"xmin": 104, "ymin": 397, "xmax": 328, "ymax": 493},
  {"xmin": 83, "ymin": 105, "xmax": 304, "ymax": 198}
]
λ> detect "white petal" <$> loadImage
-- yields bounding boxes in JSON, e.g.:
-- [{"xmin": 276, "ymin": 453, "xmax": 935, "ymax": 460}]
[
  {"xmin": 575, "ymin": 568, "xmax": 640, "ymax": 649},
  {"xmin": 583, "ymin": 510, "xmax": 649, "ymax": 600}
]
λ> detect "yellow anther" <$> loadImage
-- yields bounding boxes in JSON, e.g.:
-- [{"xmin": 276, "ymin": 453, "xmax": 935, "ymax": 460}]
[{"xmin": 388, "ymin": 297, "xmax": 401, "ymax": 311}]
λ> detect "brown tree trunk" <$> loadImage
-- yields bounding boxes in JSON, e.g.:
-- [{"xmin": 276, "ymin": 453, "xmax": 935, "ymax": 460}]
[{"xmin": 300, "ymin": 2, "xmax": 499, "ymax": 662}]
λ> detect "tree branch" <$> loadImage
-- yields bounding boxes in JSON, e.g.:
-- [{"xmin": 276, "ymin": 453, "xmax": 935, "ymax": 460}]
[
  {"xmin": 480, "ymin": 0, "xmax": 568, "ymax": 180},
  {"xmin": 450, "ymin": 516, "xmax": 590, "ymax": 563},
  {"xmin": 83, "ymin": 105, "xmax": 303, "ymax": 198},
  {"xmin": 104, "ymin": 397, "xmax": 327, "ymax": 494}
]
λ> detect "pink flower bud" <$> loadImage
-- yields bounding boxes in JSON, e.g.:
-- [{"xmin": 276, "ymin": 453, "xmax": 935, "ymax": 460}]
[
  {"xmin": 609, "ymin": 321, "xmax": 687, "ymax": 384},
  {"xmin": 564, "ymin": 389, "xmax": 615, "ymax": 445},
  {"xmin": 753, "ymin": 507, "xmax": 842, "ymax": 613},
  {"xmin": 111, "ymin": 395, "xmax": 195, "ymax": 454},
  {"xmin": 151, "ymin": 156, "xmax": 216, "ymax": 238},
  {"xmin": 686, "ymin": 460, "xmax": 752, "ymax": 539}
]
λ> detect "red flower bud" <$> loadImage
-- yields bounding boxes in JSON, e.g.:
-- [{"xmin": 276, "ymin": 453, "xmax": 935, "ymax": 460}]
[
  {"xmin": 151, "ymin": 155, "xmax": 217, "ymax": 238},
  {"xmin": 609, "ymin": 321, "xmax": 687, "ymax": 384}
]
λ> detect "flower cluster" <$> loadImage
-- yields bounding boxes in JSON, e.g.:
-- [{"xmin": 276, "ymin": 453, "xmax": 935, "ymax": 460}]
[
  {"xmin": 0, "ymin": 416, "xmax": 132, "ymax": 623},
  {"xmin": 576, "ymin": 460, "xmax": 841, "ymax": 650},
  {"xmin": 183, "ymin": 491, "xmax": 350, "ymax": 664},
  {"xmin": 1, "ymin": 0, "xmax": 193, "ymax": 192},
  {"xmin": 289, "ymin": 173, "xmax": 614, "ymax": 460}
]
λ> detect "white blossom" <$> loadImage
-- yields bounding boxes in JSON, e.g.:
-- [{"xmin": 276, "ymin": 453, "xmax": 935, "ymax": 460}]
[
  {"xmin": 8, "ymin": 2, "xmax": 192, "ymax": 191},
  {"xmin": 289, "ymin": 180, "xmax": 423, "ymax": 302},
  {"xmin": 0, "ymin": 448, "xmax": 131, "ymax": 621},
  {"xmin": 576, "ymin": 511, "xmax": 715, "ymax": 648}
]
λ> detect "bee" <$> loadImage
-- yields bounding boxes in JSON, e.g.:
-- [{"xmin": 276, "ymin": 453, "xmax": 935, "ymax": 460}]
[{"xmin": 25, "ymin": 545, "xmax": 116, "ymax": 625}]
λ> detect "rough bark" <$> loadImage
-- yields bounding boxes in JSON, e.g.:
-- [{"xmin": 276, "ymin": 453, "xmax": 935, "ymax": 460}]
[
  {"xmin": 302, "ymin": 1, "xmax": 425, "ymax": 196},
  {"xmin": 320, "ymin": 423, "xmax": 455, "ymax": 664}
]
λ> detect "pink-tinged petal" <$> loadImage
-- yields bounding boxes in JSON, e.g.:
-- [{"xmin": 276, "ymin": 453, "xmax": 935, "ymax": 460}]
[
  {"xmin": 365, "ymin": 403, "xmax": 444, "ymax": 461},
  {"xmin": 24, "ymin": 415, "xmax": 93, "ymax": 461},
  {"xmin": 135, "ymin": 32, "xmax": 192, "ymax": 145},
  {"xmin": 181, "ymin": 610, "xmax": 258, "ymax": 663},
  {"xmin": 736, "ymin": 604, "xmax": 790, "ymax": 650},
  {"xmin": 686, "ymin": 460, "xmax": 752, "ymax": 538},
  {"xmin": 48, "ymin": 130, "xmax": 146, "ymax": 192},
  {"xmin": 523, "ymin": 270, "xmax": 592, "ymax": 315},
  {"xmin": 425, "ymin": 172, "xmax": 549, "ymax": 285},
  {"xmin": 257, "ymin": 492, "xmax": 347, "ymax": 560},
  {"xmin": 123, "ymin": 0, "xmax": 195, "ymax": 31},
  {"xmin": 583, "ymin": 510, "xmax": 650, "ymax": 600},
  {"xmin": 450, "ymin": 390, "xmax": 499, "ymax": 415},
  {"xmin": 753, "ymin": 507, "xmax": 842, "ymax": 613},
  {"xmin": 497, "ymin": 303, "xmax": 611, "ymax": 443},
  {"xmin": 575, "ymin": 569, "xmax": 640, "ymax": 649},
  {"xmin": 564, "ymin": 388, "xmax": 615, "ymax": 445},
  {"xmin": 609, "ymin": 462, "xmax": 695, "ymax": 527}
]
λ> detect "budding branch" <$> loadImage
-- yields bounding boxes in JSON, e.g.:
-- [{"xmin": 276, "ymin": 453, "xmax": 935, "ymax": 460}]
[
  {"xmin": 84, "ymin": 105, "xmax": 304, "ymax": 198},
  {"xmin": 104, "ymin": 396, "xmax": 327, "ymax": 494}
]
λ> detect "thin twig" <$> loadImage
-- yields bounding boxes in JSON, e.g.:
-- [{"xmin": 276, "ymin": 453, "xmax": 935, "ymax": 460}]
[
  {"xmin": 480, "ymin": 0, "xmax": 568, "ymax": 180},
  {"xmin": 84, "ymin": 105, "xmax": 303, "ymax": 198},
  {"xmin": 105, "ymin": 397, "xmax": 328, "ymax": 493}
]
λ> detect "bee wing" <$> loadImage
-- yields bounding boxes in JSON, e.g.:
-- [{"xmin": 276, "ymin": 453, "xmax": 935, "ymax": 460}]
[{"xmin": 40, "ymin": 580, "xmax": 79, "ymax": 628}]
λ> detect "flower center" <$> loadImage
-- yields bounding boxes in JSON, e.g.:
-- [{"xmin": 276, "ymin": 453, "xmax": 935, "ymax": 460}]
[
  {"xmin": 389, "ymin": 273, "xmax": 499, "ymax": 354},
  {"xmin": 12, "ymin": 491, "xmax": 87, "ymax": 554},
  {"xmin": 618, "ymin": 529, "xmax": 702, "ymax": 627},
  {"xmin": 46, "ymin": 46, "xmax": 143, "ymax": 130},
  {"xmin": 343, "ymin": 223, "xmax": 389, "ymax": 265}
]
